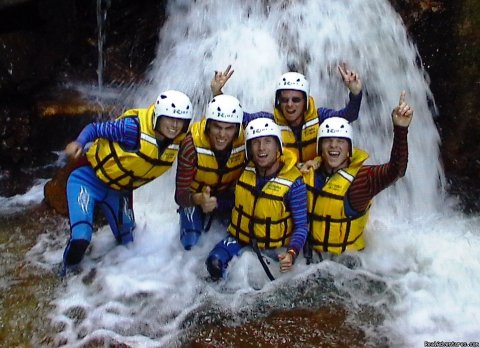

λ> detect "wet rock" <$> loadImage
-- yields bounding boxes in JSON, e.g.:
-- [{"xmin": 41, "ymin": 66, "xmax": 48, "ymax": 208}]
[
  {"xmin": 0, "ymin": 0, "xmax": 166, "ymax": 174},
  {"xmin": 43, "ymin": 160, "xmax": 78, "ymax": 216},
  {"xmin": 190, "ymin": 306, "xmax": 370, "ymax": 348},
  {"xmin": 391, "ymin": 0, "xmax": 480, "ymax": 209},
  {"xmin": 0, "ymin": 104, "xmax": 33, "ymax": 168}
]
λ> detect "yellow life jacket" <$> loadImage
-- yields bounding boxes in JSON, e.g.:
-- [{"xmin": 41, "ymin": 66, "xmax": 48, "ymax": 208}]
[
  {"xmin": 86, "ymin": 104, "xmax": 185, "ymax": 191},
  {"xmin": 304, "ymin": 148, "xmax": 371, "ymax": 254},
  {"xmin": 227, "ymin": 149, "xmax": 302, "ymax": 249},
  {"xmin": 190, "ymin": 118, "xmax": 245, "ymax": 193},
  {"xmin": 274, "ymin": 96, "xmax": 318, "ymax": 163}
]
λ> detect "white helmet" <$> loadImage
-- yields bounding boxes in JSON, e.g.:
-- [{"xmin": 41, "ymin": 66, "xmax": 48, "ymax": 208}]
[
  {"xmin": 317, "ymin": 117, "xmax": 353, "ymax": 155},
  {"xmin": 275, "ymin": 72, "xmax": 310, "ymax": 108},
  {"xmin": 205, "ymin": 94, "xmax": 243, "ymax": 125},
  {"xmin": 154, "ymin": 90, "xmax": 193, "ymax": 127},
  {"xmin": 245, "ymin": 118, "xmax": 283, "ymax": 160}
]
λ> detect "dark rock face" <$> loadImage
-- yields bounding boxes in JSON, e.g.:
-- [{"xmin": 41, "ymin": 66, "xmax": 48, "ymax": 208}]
[
  {"xmin": 391, "ymin": 0, "xmax": 480, "ymax": 211},
  {"xmin": 0, "ymin": 0, "xmax": 166, "ymax": 196},
  {"xmin": 0, "ymin": 0, "xmax": 165, "ymax": 149}
]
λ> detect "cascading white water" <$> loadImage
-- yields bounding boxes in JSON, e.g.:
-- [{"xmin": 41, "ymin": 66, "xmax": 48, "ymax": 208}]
[
  {"xmin": 30, "ymin": 0, "xmax": 480, "ymax": 346},
  {"xmin": 96, "ymin": 0, "xmax": 110, "ymax": 93}
]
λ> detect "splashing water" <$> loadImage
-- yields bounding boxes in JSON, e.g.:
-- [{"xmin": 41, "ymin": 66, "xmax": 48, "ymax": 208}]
[{"xmin": 28, "ymin": 0, "xmax": 480, "ymax": 346}]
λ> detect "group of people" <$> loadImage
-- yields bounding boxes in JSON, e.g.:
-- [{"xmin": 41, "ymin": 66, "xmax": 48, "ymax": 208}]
[{"xmin": 60, "ymin": 64, "xmax": 413, "ymax": 281}]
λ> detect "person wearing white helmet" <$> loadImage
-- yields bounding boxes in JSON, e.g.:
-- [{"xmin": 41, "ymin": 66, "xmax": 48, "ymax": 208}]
[
  {"xmin": 301, "ymin": 91, "xmax": 413, "ymax": 267},
  {"xmin": 211, "ymin": 63, "xmax": 362, "ymax": 164},
  {"xmin": 60, "ymin": 90, "xmax": 193, "ymax": 276},
  {"xmin": 175, "ymin": 94, "xmax": 246, "ymax": 250},
  {"xmin": 205, "ymin": 118, "xmax": 308, "ymax": 281}
]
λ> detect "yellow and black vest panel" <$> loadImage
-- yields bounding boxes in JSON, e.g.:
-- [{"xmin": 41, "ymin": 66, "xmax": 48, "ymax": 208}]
[
  {"xmin": 190, "ymin": 118, "xmax": 245, "ymax": 193},
  {"xmin": 227, "ymin": 150, "xmax": 302, "ymax": 249},
  {"xmin": 304, "ymin": 148, "xmax": 371, "ymax": 254},
  {"xmin": 86, "ymin": 105, "xmax": 184, "ymax": 191},
  {"xmin": 274, "ymin": 96, "xmax": 318, "ymax": 163}
]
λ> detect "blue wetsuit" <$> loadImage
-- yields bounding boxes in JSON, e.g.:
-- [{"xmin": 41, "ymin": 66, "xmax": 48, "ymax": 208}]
[
  {"xmin": 62, "ymin": 117, "xmax": 140, "ymax": 270},
  {"xmin": 205, "ymin": 175, "xmax": 308, "ymax": 280}
]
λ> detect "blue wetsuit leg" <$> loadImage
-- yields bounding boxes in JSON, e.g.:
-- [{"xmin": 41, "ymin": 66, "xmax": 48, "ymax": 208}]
[
  {"xmin": 63, "ymin": 166, "xmax": 104, "ymax": 267},
  {"xmin": 99, "ymin": 190, "xmax": 135, "ymax": 245},
  {"xmin": 178, "ymin": 206, "xmax": 204, "ymax": 250},
  {"xmin": 206, "ymin": 235, "xmax": 244, "ymax": 280}
]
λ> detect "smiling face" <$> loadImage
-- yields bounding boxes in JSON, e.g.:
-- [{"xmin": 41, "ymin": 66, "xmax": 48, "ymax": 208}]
[
  {"xmin": 278, "ymin": 90, "xmax": 306, "ymax": 127},
  {"xmin": 207, "ymin": 120, "xmax": 238, "ymax": 151},
  {"xmin": 156, "ymin": 116, "xmax": 186, "ymax": 140},
  {"xmin": 250, "ymin": 136, "xmax": 281, "ymax": 176},
  {"xmin": 320, "ymin": 137, "xmax": 350, "ymax": 172}
]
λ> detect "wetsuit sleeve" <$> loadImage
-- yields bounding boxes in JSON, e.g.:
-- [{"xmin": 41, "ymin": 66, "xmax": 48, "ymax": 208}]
[
  {"xmin": 216, "ymin": 187, "xmax": 235, "ymax": 213},
  {"xmin": 175, "ymin": 134, "xmax": 198, "ymax": 207},
  {"xmin": 317, "ymin": 91, "xmax": 362, "ymax": 123},
  {"xmin": 284, "ymin": 178, "xmax": 308, "ymax": 255},
  {"xmin": 346, "ymin": 125, "xmax": 408, "ymax": 215},
  {"xmin": 242, "ymin": 111, "xmax": 274, "ymax": 127},
  {"xmin": 76, "ymin": 117, "xmax": 140, "ymax": 151}
]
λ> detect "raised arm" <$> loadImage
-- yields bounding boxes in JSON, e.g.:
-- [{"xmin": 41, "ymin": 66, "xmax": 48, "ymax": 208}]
[
  {"xmin": 317, "ymin": 64, "xmax": 363, "ymax": 123},
  {"xmin": 392, "ymin": 90, "xmax": 413, "ymax": 128},
  {"xmin": 338, "ymin": 63, "xmax": 362, "ymax": 96},
  {"xmin": 346, "ymin": 91, "xmax": 413, "ymax": 215},
  {"xmin": 211, "ymin": 64, "xmax": 234, "ymax": 97}
]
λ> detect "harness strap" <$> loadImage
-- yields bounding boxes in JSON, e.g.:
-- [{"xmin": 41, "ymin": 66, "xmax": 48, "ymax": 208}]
[
  {"xmin": 248, "ymin": 196, "xmax": 275, "ymax": 282},
  {"xmin": 203, "ymin": 213, "xmax": 214, "ymax": 232},
  {"xmin": 341, "ymin": 220, "xmax": 352, "ymax": 253},
  {"xmin": 251, "ymin": 236, "xmax": 275, "ymax": 281},
  {"xmin": 323, "ymin": 215, "xmax": 331, "ymax": 252}
]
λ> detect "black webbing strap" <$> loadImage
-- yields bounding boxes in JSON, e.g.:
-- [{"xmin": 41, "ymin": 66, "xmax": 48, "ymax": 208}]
[
  {"xmin": 251, "ymin": 236, "xmax": 275, "ymax": 281},
  {"xmin": 203, "ymin": 213, "xmax": 214, "ymax": 232}
]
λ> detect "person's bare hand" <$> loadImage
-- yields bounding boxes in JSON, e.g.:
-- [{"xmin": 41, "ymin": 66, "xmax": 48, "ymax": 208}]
[
  {"xmin": 392, "ymin": 91, "xmax": 413, "ymax": 128},
  {"xmin": 338, "ymin": 63, "xmax": 362, "ymax": 95},
  {"xmin": 298, "ymin": 158, "xmax": 321, "ymax": 174},
  {"xmin": 211, "ymin": 65, "xmax": 234, "ymax": 96},
  {"xmin": 278, "ymin": 252, "xmax": 293, "ymax": 272},
  {"xmin": 195, "ymin": 186, "xmax": 218, "ymax": 213},
  {"xmin": 65, "ymin": 141, "xmax": 83, "ymax": 159}
]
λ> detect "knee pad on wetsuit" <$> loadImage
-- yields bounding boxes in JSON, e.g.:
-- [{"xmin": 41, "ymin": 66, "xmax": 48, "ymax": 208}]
[
  {"xmin": 205, "ymin": 247, "xmax": 231, "ymax": 280},
  {"xmin": 63, "ymin": 239, "xmax": 90, "ymax": 266},
  {"xmin": 206, "ymin": 254, "xmax": 225, "ymax": 280},
  {"xmin": 178, "ymin": 207, "xmax": 204, "ymax": 250}
]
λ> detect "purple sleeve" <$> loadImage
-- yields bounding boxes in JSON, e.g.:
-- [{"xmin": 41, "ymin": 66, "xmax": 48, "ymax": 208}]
[
  {"xmin": 285, "ymin": 178, "xmax": 308, "ymax": 255},
  {"xmin": 76, "ymin": 117, "xmax": 140, "ymax": 150},
  {"xmin": 317, "ymin": 91, "xmax": 362, "ymax": 123},
  {"xmin": 216, "ymin": 188, "xmax": 235, "ymax": 213},
  {"xmin": 242, "ymin": 111, "xmax": 274, "ymax": 127}
]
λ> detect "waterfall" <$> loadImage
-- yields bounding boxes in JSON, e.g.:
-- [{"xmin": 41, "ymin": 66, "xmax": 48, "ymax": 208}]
[
  {"xmin": 137, "ymin": 0, "xmax": 448, "ymax": 218},
  {"xmin": 96, "ymin": 0, "xmax": 110, "ymax": 93},
  {"xmin": 36, "ymin": 0, "xmax": 480, "ymax": 346}
]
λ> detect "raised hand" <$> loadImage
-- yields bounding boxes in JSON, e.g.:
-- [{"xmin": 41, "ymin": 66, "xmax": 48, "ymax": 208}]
[
  {"xmin": 392, "ymin": 91, "xmax": 413, "ymax": 128},
  {"xmin": 211, "ymin": 65, "xmax": 234, "ymax": 96},
  {"xmin": 196, "ymin": 186, "xmax": 218, "ymax": 213},
  {"xmin": 65, "ymin": 141, "xmax": 83, "ymax": 159},
  {"xmin": 338, "ymin": 63, "xmax": 362, "ymax": 95}
]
